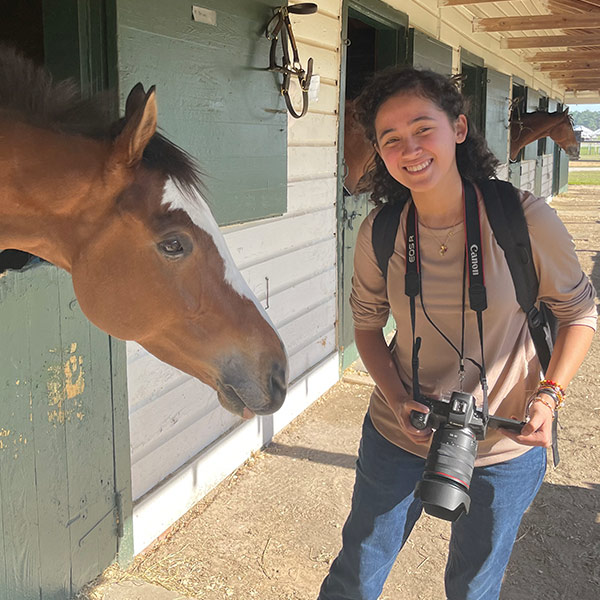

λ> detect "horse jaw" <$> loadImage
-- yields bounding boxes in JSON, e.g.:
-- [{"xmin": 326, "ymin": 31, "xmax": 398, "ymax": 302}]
[{"xmin": 160, "ymin": 178, "xmax": 289, "ymax": 415}]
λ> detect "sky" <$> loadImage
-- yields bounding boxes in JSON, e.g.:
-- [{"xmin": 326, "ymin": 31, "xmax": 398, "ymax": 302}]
[{"xmin": 567, "ymin": 103, "xmax": 600, "ymax": 112}]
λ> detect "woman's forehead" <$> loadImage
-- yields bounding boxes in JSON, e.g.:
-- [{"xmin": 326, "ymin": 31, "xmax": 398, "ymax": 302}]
[{"xmin": 375, "ymin": 94, "xmax": 444, "ymax": 130}]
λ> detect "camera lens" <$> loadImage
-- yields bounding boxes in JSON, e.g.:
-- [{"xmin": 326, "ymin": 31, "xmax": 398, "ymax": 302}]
[{"xmin": 415, "ymin": 425, "xmax": 478, "ymax": 521}]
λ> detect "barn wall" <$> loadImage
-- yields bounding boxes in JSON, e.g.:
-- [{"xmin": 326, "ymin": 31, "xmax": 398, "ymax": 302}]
[
  {"xmin": 541, "ymin": 154, "xmax": 554, "ymax": 199},
  {"xmin": 125, "ymin": 0, "xmax": 564, "ymax": 554},
  {"xmin": 125, "ymin": 0, "xmax": 343, "ymax": 554},
  {"xmin": 384, "ymin": 0, "xmax": 564, "ymax": 103}
]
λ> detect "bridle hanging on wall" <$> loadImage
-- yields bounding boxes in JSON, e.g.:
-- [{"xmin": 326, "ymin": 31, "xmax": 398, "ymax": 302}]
[{"xmin": 265, "ymin": 3, "xmax": 318, "ymax": 119}]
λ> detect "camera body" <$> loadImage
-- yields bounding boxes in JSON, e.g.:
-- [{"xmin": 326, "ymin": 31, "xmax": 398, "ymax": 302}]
[{"xmin": 409, "ymin": 391, "xmax": 525, "ymax": 522}]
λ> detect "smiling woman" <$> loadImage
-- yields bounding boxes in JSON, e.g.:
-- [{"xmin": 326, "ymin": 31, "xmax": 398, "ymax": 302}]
[{"xmin": 0, "ymin": 47, "xmax": 288, "ymax": 419}]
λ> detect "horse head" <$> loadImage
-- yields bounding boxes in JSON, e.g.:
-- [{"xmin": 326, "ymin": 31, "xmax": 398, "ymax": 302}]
[
  {"xmin": 553, "ymin": 108, "xmax": 580, "ymax": 159},
  {"xmin": 343, "ymin": 99, "xmax": 375, "ymax": 194},
  {"xmin": 0, "ymin": 63, "xmax": 289, "ymax": 418},
  {"xmin": 510, "ymin": 108, "xmax": 580, "ymax": 161}
]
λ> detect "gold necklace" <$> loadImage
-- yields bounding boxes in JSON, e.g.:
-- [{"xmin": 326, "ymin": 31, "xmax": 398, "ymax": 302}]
[{"xmin": 427, "ymin": 228, "xmax": 459, "ymax": 256}]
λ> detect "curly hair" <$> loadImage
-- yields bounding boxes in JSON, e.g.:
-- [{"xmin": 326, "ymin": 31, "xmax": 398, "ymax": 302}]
[{"xmin": 353, "ymin": 66, "xmax": 499, "ymax": 206}]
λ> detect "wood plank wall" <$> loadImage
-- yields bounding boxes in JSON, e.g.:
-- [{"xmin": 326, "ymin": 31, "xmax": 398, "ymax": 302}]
[{"xmin": 127, "ymin": 0, "xmax": 343, "ymax": 505}]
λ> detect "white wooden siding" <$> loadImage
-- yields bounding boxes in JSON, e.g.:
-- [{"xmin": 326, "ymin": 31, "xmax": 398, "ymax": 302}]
[
  {"xmin": 541, "ymin": 154, "xmax": 553, "ymax": 199},
  {"xmin": 496, "ymin": 164, "xmax": 509, "ymax": 182},
  {"xmin": 129, "ymin": 0, "xmax": 343, "ymax": 553},
  {"xmin": 519, "ymin": 159, "xmax": 536, "ymax": 193}
]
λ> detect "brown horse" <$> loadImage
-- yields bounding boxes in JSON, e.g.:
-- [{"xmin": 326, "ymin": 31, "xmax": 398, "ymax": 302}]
[
  {"xmin": 0, "ymin": 47, "xmax": 287, "ymax": 419},
  {"xmin": 343, "ymin": 99, "xmax": 375, "ymax": 195},
  {"xmin": 510, "ymin": 109, "xmax": 579, "ymax": 161}
]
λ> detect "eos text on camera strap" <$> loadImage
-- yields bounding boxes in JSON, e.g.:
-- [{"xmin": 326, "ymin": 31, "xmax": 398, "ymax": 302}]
[{"xmin": 405, "ymin": 180, "xmax": 490, "ymax": 420}]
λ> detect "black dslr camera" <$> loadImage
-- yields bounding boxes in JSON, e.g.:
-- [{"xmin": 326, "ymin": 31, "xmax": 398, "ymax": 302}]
[{"xmin": 409, "ymin": 391, "xmax": 525, "ymax": 522}]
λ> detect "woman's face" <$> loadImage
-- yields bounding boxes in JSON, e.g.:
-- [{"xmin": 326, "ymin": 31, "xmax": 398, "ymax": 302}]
[{"xmin": 374, "ymin": 92, "xmax": 467, "ymax": 195}]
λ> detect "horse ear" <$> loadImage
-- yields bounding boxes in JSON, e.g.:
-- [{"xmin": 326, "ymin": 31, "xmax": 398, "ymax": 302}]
[
  {"xmin": 125, "ymin": 83, "xmax": 146, "ymax": 120},
  {"xmin": 113, "ymin": 85, "xmax": 157, "ymax": 168}
]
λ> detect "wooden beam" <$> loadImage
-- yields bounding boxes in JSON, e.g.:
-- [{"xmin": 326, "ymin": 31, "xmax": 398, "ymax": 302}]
[
  {"xmin": 524, "ymin": 50, "xmax": 600, "ymax": 62},
  {"xmin": 501, "ymin": 35, "xmax": 600, "ymax": 49},
  {"xmin": 536, "ymin": 61, "xmax": 600, "ymax": 71},
  {"xmin": 473, "ymin": 14, "xmax": 600, "ymax": 33},
  {"xmin": 547, "ymin": 69, "xmax": 600, "ymax": 79}
]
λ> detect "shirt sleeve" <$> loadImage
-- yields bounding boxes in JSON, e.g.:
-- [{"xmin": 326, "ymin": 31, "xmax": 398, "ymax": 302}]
[
  {"xmin": 349, "ymin": 207, "xmax": 392, "ymax": 330},
  {"xmin": 521, "ymin": 190, "xmax": 597, "ymax": 330}
]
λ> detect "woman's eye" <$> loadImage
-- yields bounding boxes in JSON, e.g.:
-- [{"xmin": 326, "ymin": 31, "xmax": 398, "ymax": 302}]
[
  {"xmin": 417, "ymin": 127, "xmax": 431, "ymax": 135},
  {"xmin": 158, "ymin": 238, "xmax": 185, "ymax": 257}
]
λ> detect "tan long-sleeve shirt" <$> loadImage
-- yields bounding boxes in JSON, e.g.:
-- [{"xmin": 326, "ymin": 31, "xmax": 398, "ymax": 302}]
[{"xmin": 350, "ymin": 187, "xmax": 597, "ymax": 466}]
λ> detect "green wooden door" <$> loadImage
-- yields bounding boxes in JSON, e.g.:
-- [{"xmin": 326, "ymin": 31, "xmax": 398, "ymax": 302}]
[
  {"xmin": 409, "ymin": 29, "xmax": 452, "ymax": 75},
  {"xmin": 338, "ymin": 0, "xmax": 407, "ymax": 369},
  {"xmin": 484, "ymin": 67, "xmax": 510, "ymax": 165},
  {"xmin": 116, "ymin": 0, "xmax": 287, "ymax": 226},
  {"xmin": 461, "ymin": 49, "xmax": 485, "ymax": 136},
  {"xmin": 0, "ymin": 265, "xmax": 131, "ymax": 600}
]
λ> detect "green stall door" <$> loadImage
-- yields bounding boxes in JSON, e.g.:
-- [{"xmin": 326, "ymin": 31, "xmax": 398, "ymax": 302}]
[{"xmin": 0, "ymin": 264, "xmax": 131, "ymax": 600}]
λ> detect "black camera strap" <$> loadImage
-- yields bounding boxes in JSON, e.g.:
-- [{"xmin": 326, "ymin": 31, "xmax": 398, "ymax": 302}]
[
  {"xmin": 405, "ymin": 180, "xmax": 489, "ymax": 418},
  {"xmin": 463, "ymin": 179, "xmax": 489, "ymax": 420}
]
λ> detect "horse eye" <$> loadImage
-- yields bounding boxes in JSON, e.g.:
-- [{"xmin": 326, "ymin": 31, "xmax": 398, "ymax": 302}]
[{"xmin": 158, "ymin": 238, "xmax": 185, "ymax": 257}]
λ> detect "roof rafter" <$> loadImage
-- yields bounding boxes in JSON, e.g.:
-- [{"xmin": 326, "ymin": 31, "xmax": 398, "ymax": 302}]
[
  {"xmin": 501, "ymin": 34, "xmax": 600, "ymax": 48},
  {"xmin": 473, "ymin": 14, "xmax": 600, "ymax": 32},
  {"xmin": 536, "ymin": 61, "xmax": 600, "ymax": 70},
  {"xmin": 524, "ymin": 50, "xmax": 600, "ymax": 61}
]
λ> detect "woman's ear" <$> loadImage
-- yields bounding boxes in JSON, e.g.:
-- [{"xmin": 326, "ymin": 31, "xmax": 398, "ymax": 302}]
[
  {"xmin": 373, "ymin": 142, "xmax": 381, "ymax": 157},
  {"xmin": 455, "ymin": 114, "xmax": 468, "ymax": 144}
]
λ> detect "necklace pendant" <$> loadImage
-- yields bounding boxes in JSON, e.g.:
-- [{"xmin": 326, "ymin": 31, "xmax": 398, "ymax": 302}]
[{"xmin": 439, "ymin": 244, "xmax": 448, "ymax": 256}]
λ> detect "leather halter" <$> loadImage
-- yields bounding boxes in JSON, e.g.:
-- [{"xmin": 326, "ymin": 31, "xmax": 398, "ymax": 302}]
[{"xmin": 266, "ymin": 3, "xmax": 317, "ymax": 119}]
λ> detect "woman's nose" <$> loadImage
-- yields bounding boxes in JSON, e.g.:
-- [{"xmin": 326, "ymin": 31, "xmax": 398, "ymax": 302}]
[{"xmin": 402, "ymin": 137, "xmax": 421, "ymax": 157}]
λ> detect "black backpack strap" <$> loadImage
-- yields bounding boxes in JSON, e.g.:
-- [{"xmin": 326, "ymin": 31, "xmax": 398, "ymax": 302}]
[
  {"xmin": 480, "ymin": 179, "xmax": 559, "ymax": 466},
  {"xmin": 478, "ymin": 179, "xmax": 553, "ymax": 373},
  {"xmin": 371, "ymin": 200, "xmax": 406, "ymax": 281}
]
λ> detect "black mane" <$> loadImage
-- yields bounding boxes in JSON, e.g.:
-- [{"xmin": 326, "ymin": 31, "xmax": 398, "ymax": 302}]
[{"xmin": 0, "ymin": 45, "xmax": 203, "ymax": 197}]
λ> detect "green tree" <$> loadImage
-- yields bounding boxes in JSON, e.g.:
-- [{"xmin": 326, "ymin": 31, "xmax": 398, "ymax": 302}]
[{"xmin": 571, "ymin": 110, "xmax": 600, "ymax": 130}]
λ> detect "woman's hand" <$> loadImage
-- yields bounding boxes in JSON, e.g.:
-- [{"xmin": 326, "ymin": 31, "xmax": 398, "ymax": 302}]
[
  {"xmin": 500, "ymin": 395, "xmax": 555, "ymax": 448},
  {"xmin": 389, "ymin": 396, "xmax": 434, "ymax": 445}
]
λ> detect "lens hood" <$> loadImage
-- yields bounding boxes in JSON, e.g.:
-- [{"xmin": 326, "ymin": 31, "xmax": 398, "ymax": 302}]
[{"xmin": 415, "ymin": 478, "xmax": 471, "ymax": 522}]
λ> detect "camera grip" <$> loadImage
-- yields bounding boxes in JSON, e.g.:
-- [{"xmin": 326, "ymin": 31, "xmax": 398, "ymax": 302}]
[
  {"xmin": 410, "ymin": 410, "xmax": 430, "ymax": 430},
  {"xmin": 488, "ymin": 415, "xmax": 526, "ymax": 434}
]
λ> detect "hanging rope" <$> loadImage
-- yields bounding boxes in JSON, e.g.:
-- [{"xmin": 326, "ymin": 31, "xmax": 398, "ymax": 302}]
[{"xmin": 266, "ymin": 3, "xmax": 318, "ymax": 119}]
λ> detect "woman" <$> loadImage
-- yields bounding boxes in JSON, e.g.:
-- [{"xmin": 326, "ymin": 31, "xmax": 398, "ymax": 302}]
[{"xmin": 317, "ymin": 67, "xmax": 596, "ymax": 600}]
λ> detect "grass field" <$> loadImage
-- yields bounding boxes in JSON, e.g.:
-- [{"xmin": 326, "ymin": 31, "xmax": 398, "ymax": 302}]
[{"xmin": 568, "ymin": 169, "xmax": 600, "ymax": 185}]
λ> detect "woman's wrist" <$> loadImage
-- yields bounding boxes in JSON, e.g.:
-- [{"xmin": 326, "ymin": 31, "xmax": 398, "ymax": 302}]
[{"xmin": 527, "ymin": 393, "xmax": 556, "ymax": 417}]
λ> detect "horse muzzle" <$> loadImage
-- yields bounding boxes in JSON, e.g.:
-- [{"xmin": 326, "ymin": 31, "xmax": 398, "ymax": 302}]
[{"xmin": 217, "ymin": 354, "xmax": 288, "ymax": 417}]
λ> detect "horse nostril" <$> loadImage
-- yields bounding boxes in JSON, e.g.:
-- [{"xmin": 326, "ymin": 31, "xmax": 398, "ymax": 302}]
[{"xmin": 269, "ymin": 361, "xmax": 287, "ymax": 411}]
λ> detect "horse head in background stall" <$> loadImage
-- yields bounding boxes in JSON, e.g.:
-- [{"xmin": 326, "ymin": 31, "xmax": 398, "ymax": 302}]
[
  {"xmin": 0, "ymin": 46, "xmax": 287, "ymax": 419},
  {"xmin": 343, "ymin": 99, "xmax": 376, "ymax": 195},
  {"xmin": 509, "ymin": 108, "xmax": 580, "ymax": 161}
]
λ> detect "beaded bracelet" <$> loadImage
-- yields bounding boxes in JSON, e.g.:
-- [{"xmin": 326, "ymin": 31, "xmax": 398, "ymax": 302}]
[
  {"xmin": 528, "ymin": 395, "xmax": 556, "ymax": 416},
  {"xmin": 538, "ymin": 379, "xmax": 565, "ymax": 410},
  {"xmin": 537, "ymin": 387, "xmax": 561, "ymax": 409},
  {"xmin": 539, "ymin": 378, "xmax": 565, "ymax": 399}
]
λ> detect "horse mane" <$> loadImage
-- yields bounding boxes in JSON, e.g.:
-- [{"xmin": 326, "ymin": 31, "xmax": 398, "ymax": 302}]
[{"xmin": 0, "ymin": 45, "xmax": 204, "ymax": 198}]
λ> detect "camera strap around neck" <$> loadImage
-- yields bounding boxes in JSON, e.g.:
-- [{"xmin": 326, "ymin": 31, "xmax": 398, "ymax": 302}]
[{"xmin": 405, "ymin": 180, "xmax": 489, "ymax": 419}]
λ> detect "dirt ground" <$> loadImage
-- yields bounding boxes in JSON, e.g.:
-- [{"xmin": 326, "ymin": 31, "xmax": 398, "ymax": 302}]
[{"xmin": 82, "ymin": 184, "xmax": 600, "ymax": 600}]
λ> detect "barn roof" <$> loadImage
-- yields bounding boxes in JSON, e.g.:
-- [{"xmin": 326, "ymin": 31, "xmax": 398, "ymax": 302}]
[{"xmin": 442, "ymin": 0, "xmax": 600, "ymax": 102}]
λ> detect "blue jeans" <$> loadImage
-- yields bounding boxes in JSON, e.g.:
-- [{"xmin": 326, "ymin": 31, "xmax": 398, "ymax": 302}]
[{"xmin": 318, "ymin": 412, "xmax": 546, "ymax": 600}]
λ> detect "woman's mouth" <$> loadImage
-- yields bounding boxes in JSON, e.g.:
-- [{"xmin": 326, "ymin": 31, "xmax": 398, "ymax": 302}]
[{"xmin": 404, "ymin": 159, "xmax": 432, "ymax": 173}]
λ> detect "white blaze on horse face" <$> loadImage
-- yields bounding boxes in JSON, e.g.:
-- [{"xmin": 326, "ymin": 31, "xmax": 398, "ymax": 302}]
[{"xmin": 160, "ymin": 178, "xmax": 281, "ymax": 336}]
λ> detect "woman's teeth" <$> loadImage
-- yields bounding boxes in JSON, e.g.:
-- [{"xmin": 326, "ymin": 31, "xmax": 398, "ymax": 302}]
[{"xmin": 405, "ymin": 159, "xmax": 432, "ymax": 173}]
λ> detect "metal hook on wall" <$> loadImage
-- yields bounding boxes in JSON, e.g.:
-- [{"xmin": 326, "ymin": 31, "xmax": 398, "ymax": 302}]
[{"xmin": 265, "ymin": 3, "xmax": 318, "ymax": 119}]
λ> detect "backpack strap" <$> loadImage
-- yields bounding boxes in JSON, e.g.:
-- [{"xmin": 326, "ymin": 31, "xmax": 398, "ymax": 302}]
[
  {"xmin": 478, "ymin": 179, "xmax": 554, "ymax": 373},
  {"xmin": 372, "ymin": 200, "xmax": 406, "ymax": 280}
]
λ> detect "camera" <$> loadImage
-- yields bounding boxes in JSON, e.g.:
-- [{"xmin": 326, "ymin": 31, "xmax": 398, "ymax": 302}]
[{"xmin": 409, "ymin": 391, "xmax": 525, "ymax": 522}]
